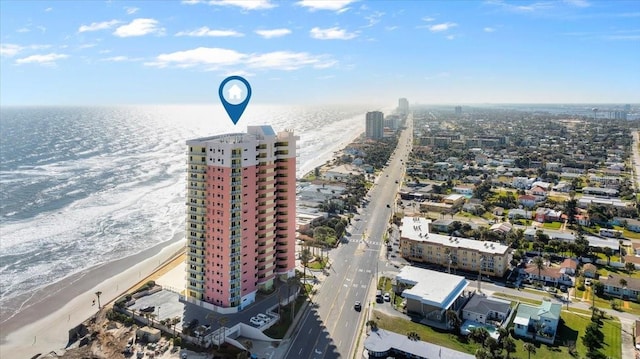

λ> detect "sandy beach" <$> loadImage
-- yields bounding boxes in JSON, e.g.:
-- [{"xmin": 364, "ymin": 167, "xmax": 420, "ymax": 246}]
[{"xmin": 0, "ymin": 235, "xmax": 185, "ymax": 359}]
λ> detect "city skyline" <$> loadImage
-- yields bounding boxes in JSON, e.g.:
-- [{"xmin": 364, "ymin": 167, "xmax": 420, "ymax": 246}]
[{"xmin": 1, "ymin": 0, "xmax": 639, "ymax": 105}]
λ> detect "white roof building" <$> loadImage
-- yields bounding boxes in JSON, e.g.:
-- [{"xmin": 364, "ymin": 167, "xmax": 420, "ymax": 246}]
[{"xmin": 396, "ymin": 266, "xmax": 469, "ymax": 310}]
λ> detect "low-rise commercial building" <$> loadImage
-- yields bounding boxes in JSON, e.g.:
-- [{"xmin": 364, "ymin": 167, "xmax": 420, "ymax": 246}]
[{"xmin": 399, "ymin": 217, "xmax": 511, "ymax": 277}]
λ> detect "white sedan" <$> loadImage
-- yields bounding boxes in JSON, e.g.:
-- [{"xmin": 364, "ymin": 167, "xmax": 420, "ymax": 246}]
[{"xmin": 249, "ymin": 317, "xmax": 265, "ymax": 326}]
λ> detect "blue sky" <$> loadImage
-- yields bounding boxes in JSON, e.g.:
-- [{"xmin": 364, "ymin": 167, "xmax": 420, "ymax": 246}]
[{"xmin": 1, "ymin": 0, "xmax": 639, "ymax": 105}]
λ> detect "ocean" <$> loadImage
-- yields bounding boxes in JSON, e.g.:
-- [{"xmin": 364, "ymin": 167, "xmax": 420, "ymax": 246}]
[{"xmin": 0, "ymin": 104, "xmax": 377, "ymax": 325}]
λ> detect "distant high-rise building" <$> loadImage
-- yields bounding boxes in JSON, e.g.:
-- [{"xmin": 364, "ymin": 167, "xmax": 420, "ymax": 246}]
[
  {"xmin": 624, "ymin": 104, "xmax": 631, "ymax": 112},
  {"xmin": 366, "ymin": 111, "xmax": 384, "ymax": 140},
  {"xmin": 398, "ymin": 98, "xmax": 409, "ymax": 115},
  {"xmin": 185, "ymin": 125, "xmax": 297, "ymax": 309},
  {"xmin": 455, "ymin": 106, "xmax": 462, "ymax": 116},
  {"xmin": 614, "ymin": 111, "xmax": 628, "ymax": 120}
]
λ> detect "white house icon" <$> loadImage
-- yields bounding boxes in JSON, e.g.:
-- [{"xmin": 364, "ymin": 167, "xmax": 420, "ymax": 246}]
[{"xmin": 228, "ymin": 84, "xmax": 243, "ymax": 100}]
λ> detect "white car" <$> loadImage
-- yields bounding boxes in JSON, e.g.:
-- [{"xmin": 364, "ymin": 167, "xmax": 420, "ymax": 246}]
[
  {"xmin": 249, "ymin": 317, "xmax": 265, "ymax": 326},
  {"xmin": 256, "ymin": 313, "xmax": 270, "ymax": 322}
]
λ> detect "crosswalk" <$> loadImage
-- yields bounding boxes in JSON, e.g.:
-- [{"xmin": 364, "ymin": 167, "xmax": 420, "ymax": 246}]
[{"xmin": 344, "ymin": 239, "xmax": 382, "ymax": 246}]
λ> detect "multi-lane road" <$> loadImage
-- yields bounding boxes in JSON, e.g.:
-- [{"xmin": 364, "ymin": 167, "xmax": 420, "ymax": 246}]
[{"xmin": 281, "ymin": 116, "xmax": 414, "ymax": 359}]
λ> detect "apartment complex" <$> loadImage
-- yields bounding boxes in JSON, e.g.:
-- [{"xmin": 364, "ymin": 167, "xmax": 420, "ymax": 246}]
[
  {"xmin": 399, "ymin": 217, "xmax": 511, "ymax": 277},
  {"xmin": 185, "ymin": 125, "xmax": 297, "ymax": 309},
  {"xmin": 365, "ymin": 111, "xmax": 384, "ymax": 140}
]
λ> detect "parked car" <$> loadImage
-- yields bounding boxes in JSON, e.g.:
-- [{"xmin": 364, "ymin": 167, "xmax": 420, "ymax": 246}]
[
  {"xmin": 249, "ymin": 317, "xmax": 265, "ymax": 326},
  {"xmin": 383, "ymin": 293, "xmax": 391, "ymax": 302},
  {"xmin": 256, "ymin": 313, "xmax": 270, "ymax": 322},
  {"xmin": 140, "ymin": 306, "xmax": 155, "ymax": 313},
  {"xmin": 584, "ymin": 278, "xmax": 592, "ymax": 286}
]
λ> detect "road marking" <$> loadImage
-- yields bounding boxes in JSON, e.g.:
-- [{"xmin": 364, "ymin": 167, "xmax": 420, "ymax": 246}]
[{"xmin": 361, "ymin": 285, "xmax": 367, "ymax": 288}]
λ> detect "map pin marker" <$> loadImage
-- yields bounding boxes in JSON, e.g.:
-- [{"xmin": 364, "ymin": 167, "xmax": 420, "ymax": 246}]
[{"xmin": 219, "ymin": 75, "xmax": 252, "ymax": 125}]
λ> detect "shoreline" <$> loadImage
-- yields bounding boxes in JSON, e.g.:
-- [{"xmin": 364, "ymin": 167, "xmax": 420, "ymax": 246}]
[{"xmin": 0, "ymin": 232, "xmax": 185, "ymax": 358}]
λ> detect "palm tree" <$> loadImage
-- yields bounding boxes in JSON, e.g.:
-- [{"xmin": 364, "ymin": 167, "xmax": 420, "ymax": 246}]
[
  {"xmin": 300, "ymin": 248, "xmax": 312, "ymax": 292},
  {"xmin": 445, "ymin": 309, "xmax": 461, "ymax": 333},
  {"xmin": 602, "ymin": 247, "xmax": 613, "ymax": 265},
  {"xmin": 503, "ymin": 336, "xmax": 516, "ymax": 359},
  {"xmin": 533, "ymin": 256, "xmax": 545, "ymax": 287},
  {"xmin": 95, "ymin": 291, "xmax": 102, "ymax": 309},
  {"xmin": 407, "ymin": 331, "xmax": 420, "ymax": 341},
  {"xmin": 619, "ymin": 278, "xmax": 628, "ymax": 299},
  {"xmin": 497, "ymin": 327, "xmax": 509, "ymax": 343},
  {"xmin": 523, "ymin": 342, "xmax": 536, "ymax": 359},
  {"xmin": 625, "ymin": 261, "xmax": 635, "ymax": 276}
]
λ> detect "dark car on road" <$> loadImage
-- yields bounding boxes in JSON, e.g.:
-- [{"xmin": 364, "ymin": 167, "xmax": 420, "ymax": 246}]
[{"xmin": 354, "ymin": 301, "xmax": 362, "ymax": 311}]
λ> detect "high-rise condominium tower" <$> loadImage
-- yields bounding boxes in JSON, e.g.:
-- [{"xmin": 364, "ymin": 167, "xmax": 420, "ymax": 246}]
[
  {"xmin": 185, "ymin": 125, "xmax": 297, "ymax": 309},
  {"xmin": 366, "ymin": 111, "xmax": 384, "ymax": 140}
]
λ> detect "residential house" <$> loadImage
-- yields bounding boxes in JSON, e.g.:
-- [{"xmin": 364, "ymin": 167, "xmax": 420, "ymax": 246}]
[
  {"xmin": 490, "ymin": 222, "xmax": 513, "ymax": 235},
  {"xmin": 508, "ymin": 209, "xmax": 532, "ymax": 220},
  {"xmin": 530, "ymin": 186, "xmax": 548, "ymax": 201},
  {"xmin": 560, "ymin": 258, "xmax": 578, "ymax": 277},
  {"xmin": 513, "ymin": 301, "xmax": 561, "ymax": 344},
  {"xmin": 461, "ymin": 294, "xmax": 511, "ymax": 326},
  {"xmin": 523, "ymin": 264, "xmax": 572, "ymax": 287},
  {"xmin": 599, "ymin": 275, "xmax": 640, "ymax": 302},
  {"xmin": 624, "ymin": 218, "xmax": 640, "ymax": 233},
  {"xmin": 534, "ymin": 208, "xmax": 562, "ymax": 223},
  {"xmin": 518, "ymin": 195, "xmax": 536, "ymax": 208},
  {"xmin": 582, "ymin": 187, "xmax": 619, "ymax": 197},
  {"xmin": 453, "ymin": 185, "xmax": 474, "ymax": 196},
  {"xmin": 582, "ymin": 263, "xmax": 597, "ymax": 278},
  {"xmin": 492, "ymin": 207, "xmax": 505, "ymax": 217},
  {"xmin": 444, "ymin": 194, "xmax": 466, "ymax": 206}
]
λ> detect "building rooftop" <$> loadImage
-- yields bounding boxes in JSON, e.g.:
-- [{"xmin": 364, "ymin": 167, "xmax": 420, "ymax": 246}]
[
  {"xmin": 463, "ymin": 294, "xmax": 511, "ymax": 316},
  {"xmin": 396, "ymin": 266, "xmax": 468, "ymax": 309},
  {"xmin": 401, "ymin": 217, "xmax": 509, "ymax": 255},
  {"xmin": 364, "ymin": 329, "xmax": 474, "ymax": 359},
  {"xmin": 515, "ymin": 301, "xmax": 561, "ymax": 324}
]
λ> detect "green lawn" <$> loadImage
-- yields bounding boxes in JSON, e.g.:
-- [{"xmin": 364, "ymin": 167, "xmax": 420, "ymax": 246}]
[
  {"xmin": 372, "ymin": 308, "xmax": 621, "ymax": 359},
  {"xmin": 573, "ymin": 287, "xmax": 640, "ymax": 316},
  {"xmin": 378, "ymin": 277, "xmax": 393, "ymax": 292},
  {"xmin": 542, "ymin": 222, "xmax": 562, "ymax": 230}
]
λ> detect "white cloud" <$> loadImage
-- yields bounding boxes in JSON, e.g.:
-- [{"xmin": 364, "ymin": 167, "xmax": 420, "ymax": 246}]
[
  {"xmin": 564, "ymin": 0, "xmax": 590, "ymax": 7},
  {"xmin": 17, "ymin": 28, "xmax": 30, "ymax": 33},
  {"xmin": 113, "ymin": 18, "xmax": 164, "ymax": 37},
  {"xmin": 485, "ymin": 0, "xmax": 555, "ymax": 13},
  {"xmin": 484, "ymin": 27, "xmax": 496, "ymax": 32},
  {"xmin": 297, "ymin": 0, "xmax": 355, "ymax": 11},
  {"xmin": 428, "ymin": 22, "xmax": 457, "ymax": 32},
  {"xmin": 36, "ymin": 25, "xmax": 46, "ymax": 33},
  {"xmin": 255, "ymin": 28, "xmax": 292, "ymax": 38},
  {"xmin": 363, "ymin": 11, "xmax": 384, "ymax": 27},
  {"xmin": 422, "ymin": 16, "xmax": 436, "ymax": 22},
  {"xmin": 78, "ymin": 20, "xmax": 120, "ymax": 33},
  {"xmin": 125, "ymin": 6, "xmax": 139, "ymax": 14},
  {"xmin": 446, "ymin": 35, "xmax": 455, "ymax": 40},
  {"xmin": 1, "ymin": 44, "xmax": 23, "ymax": 57},
  {"xmin": 45, "ymin": 7, "xmax": 53, "ymax": 12},
  {"xmin": 145, "ymin": 47, "xmax": 336, "ymax": 71},
  {"xmin": 78, "ymin": 43, "xmax": 97, "ymax": 49},
  {"xmin": 385, "ymin": 26, "xmax": 398, "ymax": 31},
  {"xmin": 101, "ymin": 56, "xmax": 142, "ymax": 62},
  {"xmin": 1, "ymin": 43, "xmax": 51, "ymax": 57},
  {"xmin": 246, "ymin": 51, "xmax": 324, "ymax": 70},
  {"xmin": 310, "ymin": 27, "xmax": 358, "ymax": 40},
  {"xmin": 208, "ymin": 0, "xmax": 276, "ymax": 10},
  {"xmin": 146, "ymin": 47, "xmax": 246, "ymax": 68},
  {"xmin": 15, "ymin": 53, "xmax": 68, "ymax": 65},
  {"xmin": 176, "ymin": 27, "xmax": 243, "ymax": 37}
]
